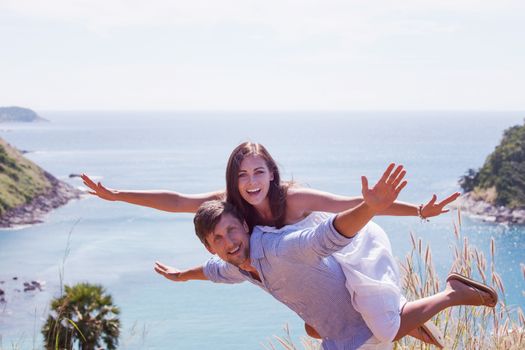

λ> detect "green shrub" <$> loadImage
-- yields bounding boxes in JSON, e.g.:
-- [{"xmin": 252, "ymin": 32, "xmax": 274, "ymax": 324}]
[
  {"xmin": 41, "ymin": 283, "xmax": 120, "ymax": 350},
  {"xmin": 460, "ymin": 119, "xmax": 525, "ymax": 208}
]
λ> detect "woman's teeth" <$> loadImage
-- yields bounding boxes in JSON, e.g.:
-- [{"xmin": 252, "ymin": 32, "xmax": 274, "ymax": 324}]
[{"xmin": 246, "ymin": 188, "xmax": 261, "ymax": 194}]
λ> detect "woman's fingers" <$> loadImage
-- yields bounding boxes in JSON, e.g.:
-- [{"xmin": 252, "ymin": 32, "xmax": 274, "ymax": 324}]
[
  {"xmin": 421, "ymin": 192, "xmax": 460, "ymax": 217},
  {"xmin": 386, "ymin": 164, "xmax": 404, "ymax": 184},
  {"xmin": 438, "ymin": 192, "xmax": 461, "ymax": 207},
  {"xmin": 379, "ymin": 163, "xmax": 396, "ymax": 183},
  {"xmin": 81, "ymin": 174, "xmax": 97, "ymax": 190},
  {"xmin": 361, "ymin": 176, "xmax": 369, "ymax": 192},
  {"xmin": 394, "ymin": 180, "xmax": 408, "ymax": 195},
  {"xmin": 80, "ymin": 174, "xmax": 113, "ymax": 196},
  {"xmin": 81, "ymin": 175, "xmax": 108, "ymax": 196},
  {"xmin": 426, "ymin": 194, "xmax": 437, "ymax": 206},
  {"xmin": 391, "ymin": 169, "xmax": 406, "ymax": 187}
]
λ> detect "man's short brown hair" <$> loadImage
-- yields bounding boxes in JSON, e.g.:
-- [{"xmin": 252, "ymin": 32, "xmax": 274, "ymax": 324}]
[{"xmin": 194, "ymin": 200, "xmax": 245, "ymax": 246}]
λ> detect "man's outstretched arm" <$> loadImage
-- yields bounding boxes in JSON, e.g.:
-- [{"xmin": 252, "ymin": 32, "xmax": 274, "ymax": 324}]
[
  {"xmin": 154, "ymin": 261, "xmax": 209, "ymax": 282},
  {"xmin": 155, "ymin": 258, "xmax": 248, "ymax": 284}
]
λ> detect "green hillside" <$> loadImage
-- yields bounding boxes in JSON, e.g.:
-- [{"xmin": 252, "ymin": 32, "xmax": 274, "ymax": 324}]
[
  {"xmin": 0, "ymin": 138, "xmax": 51, "ymax": 215},
  {"xmin": 460, "ymin": 119, "xmax": 525, "ymax": 209}
]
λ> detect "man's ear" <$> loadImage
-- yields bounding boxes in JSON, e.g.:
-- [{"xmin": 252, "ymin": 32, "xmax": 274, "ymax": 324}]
[{"xmin": 242, "ymin": 220, "xmax": 249, "ymax": 232}]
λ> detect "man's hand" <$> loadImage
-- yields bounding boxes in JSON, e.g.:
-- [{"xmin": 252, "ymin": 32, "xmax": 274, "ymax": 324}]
[
  {"xmin": 81, "ymin": 174, "xmax": 118, "ymax": 201},
  {"xmin": 420, "ymin": 192, "xmax": 461, "ymax": 218},
  {"xmin": 362, "ymin": 163, "xmax": 407, "ymax": 213},
  {"xmin": 154, "ymin": 261, "xmax": 188, "ymax": 282}
]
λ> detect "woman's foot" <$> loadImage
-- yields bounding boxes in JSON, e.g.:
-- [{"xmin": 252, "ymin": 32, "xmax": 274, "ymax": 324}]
[
  {"xmin": 407, "ymin": 322, "xmax": 444, "ymax": 348},
  {"xmin": 446, "ymin": 273, "xmax": 498, "ymax": 307}
]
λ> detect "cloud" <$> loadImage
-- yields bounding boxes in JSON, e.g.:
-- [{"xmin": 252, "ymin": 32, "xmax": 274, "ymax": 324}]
[
  {"xmin": 2, "ymin": 0, "xmax": 523, "ymax": 110},
  {"xmin": 4, "ymin": 0, "xmax": 510, "ymax": 39}
]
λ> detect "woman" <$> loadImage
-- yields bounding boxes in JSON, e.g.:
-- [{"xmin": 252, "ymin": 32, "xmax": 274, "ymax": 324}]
[{"xmin": 82, "ymin": 142, "xmax": 462, "ymax": 347}]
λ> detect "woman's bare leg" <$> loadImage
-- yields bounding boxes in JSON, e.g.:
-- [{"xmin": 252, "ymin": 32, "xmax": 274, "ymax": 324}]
[{"xmin": 393, "ymin": 278, "xmax": 497, "ymax": 341}]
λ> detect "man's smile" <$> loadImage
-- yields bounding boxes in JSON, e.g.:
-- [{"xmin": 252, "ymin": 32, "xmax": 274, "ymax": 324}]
[{"xmin": 227, "ymin": 243, "xmax": 241, "ymax": 255}]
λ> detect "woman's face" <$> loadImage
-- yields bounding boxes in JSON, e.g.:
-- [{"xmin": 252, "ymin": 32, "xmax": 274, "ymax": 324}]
[{"xmin": 237, "ymin": 154, "xmax": 274, "ymax": 206}]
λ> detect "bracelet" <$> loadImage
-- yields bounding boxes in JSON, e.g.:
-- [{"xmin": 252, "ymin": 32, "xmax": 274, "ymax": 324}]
[{"xmin": 417, "ymin": 204, "xmax": 430, "ymax": 222}]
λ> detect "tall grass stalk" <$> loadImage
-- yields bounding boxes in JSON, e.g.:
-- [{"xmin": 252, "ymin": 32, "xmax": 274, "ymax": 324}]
[
  {"xmin": 42, "ymin": 219, "xmax": 88, "ymax": 349},
  {"xmin": 58, "ymin": 219, "xmax": 80, "ymax": 296}
]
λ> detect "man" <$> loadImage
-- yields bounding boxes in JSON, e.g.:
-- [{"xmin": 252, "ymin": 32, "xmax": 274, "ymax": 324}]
[{"xmin": 155, "ymin": 164, "xmax": 497, "ymax": 349}]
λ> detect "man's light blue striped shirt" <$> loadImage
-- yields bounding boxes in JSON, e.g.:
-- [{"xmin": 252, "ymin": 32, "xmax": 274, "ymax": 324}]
[{"xmin": 204, "ymin": 216, "xmax": 374, "ymax": 350}]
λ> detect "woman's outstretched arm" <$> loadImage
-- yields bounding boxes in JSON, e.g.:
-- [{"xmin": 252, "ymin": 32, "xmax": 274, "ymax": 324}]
[
  {"xmin": 287, "ymin": 186, "xmax": 459, "ymax": 219},
  {"xmin": 81, "ymin": 174, "xmax": 224, "ymax": 212}
]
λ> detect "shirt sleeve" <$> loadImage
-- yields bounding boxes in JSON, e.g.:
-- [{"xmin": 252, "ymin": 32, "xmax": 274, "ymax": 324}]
[
  {"xmin": 275, "ymin": 215, "xmax": 354, "ymax": 259},
  {"xmin": 203, "ymin": 256, "xmax": 247, "ymax": 284}
]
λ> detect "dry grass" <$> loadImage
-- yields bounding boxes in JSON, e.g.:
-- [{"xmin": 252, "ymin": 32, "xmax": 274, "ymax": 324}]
[{"xmin": 269, "ymin": 211, "xmax": 525, "ymax": 350}]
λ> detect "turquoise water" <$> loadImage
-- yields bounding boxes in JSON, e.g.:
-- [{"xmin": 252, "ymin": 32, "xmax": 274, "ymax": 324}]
[{"xmin": 1, "ymin": 111, "xmax": 524, "ymax": 349}]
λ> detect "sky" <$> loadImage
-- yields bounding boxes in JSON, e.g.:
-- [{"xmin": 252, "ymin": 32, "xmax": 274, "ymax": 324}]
[{"xmin": 1, "ymin": 0, "xmax": 524, "ymax": 111}]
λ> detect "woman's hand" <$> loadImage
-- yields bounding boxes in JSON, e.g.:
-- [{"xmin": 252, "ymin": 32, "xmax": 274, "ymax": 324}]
[
  {"xmin": 420, "ymin": 192, "xmax": 461, "ymax": 218},
  {"xmin": 362, "ymin": 163, "xmax": 407, "ymax": 213},
  {"xmin": 81, "ymin": 174, "xmax": 118, "ymax": 201}
]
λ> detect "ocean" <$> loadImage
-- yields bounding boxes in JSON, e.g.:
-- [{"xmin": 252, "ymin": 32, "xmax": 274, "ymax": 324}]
[{"xmin": 1, "ymin": 111, "xmax": 524, "ymax": 349}]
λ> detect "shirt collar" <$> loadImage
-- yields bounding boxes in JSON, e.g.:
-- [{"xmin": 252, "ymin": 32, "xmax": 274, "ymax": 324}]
[{"xmin": 249, "ymin": 226, "xmax": 265, "ymax": 260}]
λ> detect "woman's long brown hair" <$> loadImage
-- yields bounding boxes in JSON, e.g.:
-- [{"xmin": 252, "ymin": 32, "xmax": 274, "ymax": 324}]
[{"xmin": 225, "ymin": 142, "xmax": 289, "ymax": 230}]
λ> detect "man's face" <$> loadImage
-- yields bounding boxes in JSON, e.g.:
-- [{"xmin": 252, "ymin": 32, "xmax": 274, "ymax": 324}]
[{"xmin": 205, "ymin": 213, "xmax": 251, "ymax": 268}]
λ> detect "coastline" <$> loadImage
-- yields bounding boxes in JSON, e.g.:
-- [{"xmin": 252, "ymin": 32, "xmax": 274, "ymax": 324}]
[
  {"xmin": 0, "ymin": 171, "xmax": 82, "ymax": 228},
  {"xmin": 457, "ymin": 192, "xmax": 525, "ymax": 225}
]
